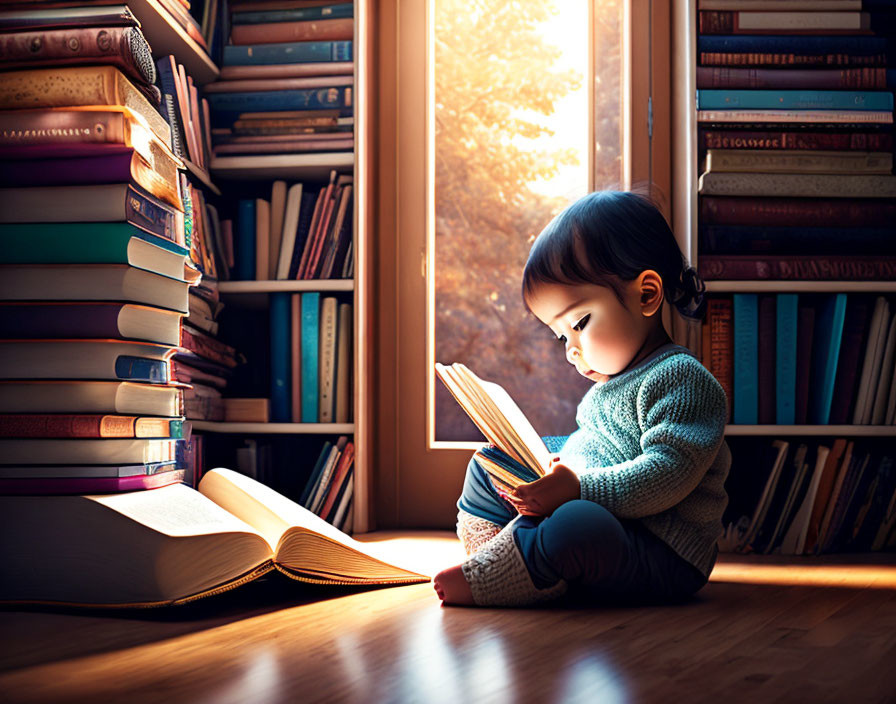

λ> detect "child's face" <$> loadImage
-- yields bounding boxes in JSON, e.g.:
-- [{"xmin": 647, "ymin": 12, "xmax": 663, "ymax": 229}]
[{"xmin": 527, "ymin": 279, "xmax": 655, "ymax": 380}]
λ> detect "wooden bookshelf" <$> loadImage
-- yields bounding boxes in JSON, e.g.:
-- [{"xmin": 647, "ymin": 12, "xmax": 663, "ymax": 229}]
[
  {"xmin": 124, "ymin": 0, "xmax": 218, "ymax": 85},
  {"xmin": 191, "ymin": 422, "xmax": 355, "ymax": 435},
  {"xmin": 210, "ymin": 153, "xmax": 355, "ymax": 181}
]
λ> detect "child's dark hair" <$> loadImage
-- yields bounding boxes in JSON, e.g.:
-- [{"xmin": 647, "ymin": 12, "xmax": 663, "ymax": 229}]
[{"xmin": 522, "ymin": 190, "xmax": 707, "ymax": 321}]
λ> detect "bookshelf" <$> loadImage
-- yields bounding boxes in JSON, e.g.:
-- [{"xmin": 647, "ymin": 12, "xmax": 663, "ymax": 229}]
[{"xmin": 211, "ymin": 153, "xmax": 355, "ymax": 180}]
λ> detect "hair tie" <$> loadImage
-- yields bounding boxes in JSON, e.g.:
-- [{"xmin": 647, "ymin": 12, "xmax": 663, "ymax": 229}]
[{"xmin": 674, "ymin": 266, "xmax": 707, "ymax": 320}]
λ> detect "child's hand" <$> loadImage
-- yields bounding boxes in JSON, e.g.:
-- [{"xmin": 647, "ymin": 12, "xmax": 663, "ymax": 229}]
[{"xmin": 505, "ymin": 459, "xmax": 580, "ymax": 517}]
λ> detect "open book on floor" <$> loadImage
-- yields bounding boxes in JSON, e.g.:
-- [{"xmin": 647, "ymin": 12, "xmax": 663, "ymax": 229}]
[
  {"xmin": 435, "ymin": 362, "xmax": 552, "ymax": 490},
  {"xmin": 0, "ymin": 468, "xmax": 429, "ymax": 608}
]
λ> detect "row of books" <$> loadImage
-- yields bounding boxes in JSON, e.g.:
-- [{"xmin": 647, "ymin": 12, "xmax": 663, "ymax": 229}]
[
  {"xmin": 208, "ymin": 1, "xmax": 354, "ymax": 156},
  {"xmin": 694, "ymin": 0, "xmax": 896, "ymax": 282},
  {"xmin": 298, "ymin": 436, "xmax": 355, "ymax": 532},
  {"xmin": 266, "ymin": 293, "xmax": 353, "ymax": 424},
  {"xmin": 721, "ymin": 436, "xmax": 896, "ymax": 556},
  {"xmin": 233, "ymin": 172, "xmax": 353, "ymax": 281},
  {"xmin": 702, "ymin": 293, "xmax": 896, "ymax": 426}
]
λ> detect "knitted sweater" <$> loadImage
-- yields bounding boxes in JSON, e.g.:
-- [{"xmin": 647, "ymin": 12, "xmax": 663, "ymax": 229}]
[{"xmin": 559, "ymin": 343, "xmax": 730, "ymax": 577}]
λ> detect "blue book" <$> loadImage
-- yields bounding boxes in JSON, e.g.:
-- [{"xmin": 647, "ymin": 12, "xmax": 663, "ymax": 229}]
[
  {"xmin": 809, "ymin": 293, "xmax": 848, "ymax": 425},
  {"xmin": 776, "ymin": 294, "xmax": 799, "ymax": 426},
  {"xmin": 235, "ymin": 199, "xmax": 256, "ymax": 281},
  {"xmin": 697, "ymin": 35, "xmax": 895, "ymax": 58},
  {"xmin": 269, "ymin": 293, "xmax": 291, "ymax": 423},
  {"xmin": 696, "ymin": 89, "xmax": 894, "ymax": 111},
  {"xmin": 733, "ymin": 293, "xmax": 758, "ymax": 425},
  {"xmin": 301, "ymin": 292, "xmax": 320, "ymax": 423},
  {"xmin": 208, "ymin": 87, "xmax": 353, "ymax": 126},
  {"xmin": 233, "ymin": 3, "xmax": 353, "ymax": 24},
  {"xmin": 114, "ymin": 356, "xmax": 169, "ymax": 384},
  {"xmin": 222, "ymin": 40, "xmax": 352, "ymax": 66},
  {"xmin": 299, "ymin": 441, "xmax": 332, "ymax": 507}
]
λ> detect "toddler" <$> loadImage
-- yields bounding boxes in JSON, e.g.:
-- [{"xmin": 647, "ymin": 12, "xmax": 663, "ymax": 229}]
[{"xmin": 433, "ymin": 190, "xmax": 731, "ymax": 607}]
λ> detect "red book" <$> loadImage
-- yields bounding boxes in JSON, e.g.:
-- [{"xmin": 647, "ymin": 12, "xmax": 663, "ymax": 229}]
[
  {"xmin": 699, "ymin": 255, "xmax": 896, "ymax": 281},
  {"xmin": 0, "ymin": 414, "xmax": 182, "ymax": 438},
  {"xmin": 698, "ymin": 129, "xmax": 893, "ymax": 152},
  {"xmin": 699, "ymin": 197, "xmax": 896, "ymax": 228},
  {"xmin": 708, "ymin": 297, "xmax": 734, "ymax": 422},
  {"xmin": 297, "ymin": 171, "xmax": 337, "ymax": 279},
  {"xmin": 696, "ymin": 66, "xmax": 888, "ymax": 90},
  {"xmin": 230, "ymin": 17, "xmax": 353, "ymax": 45},
  {"xmin": 0, "ymin": 469, "xmax": 184, "ymax": 494}
]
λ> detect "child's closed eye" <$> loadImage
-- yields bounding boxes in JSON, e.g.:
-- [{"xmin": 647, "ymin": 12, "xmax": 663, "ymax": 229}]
[{"xmin": 573, "ymin": 314, "xmax": 590, "ymax": 331}]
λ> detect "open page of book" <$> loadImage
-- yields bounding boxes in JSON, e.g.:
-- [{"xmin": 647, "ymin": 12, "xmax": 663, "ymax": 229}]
[
  {"xmin": 199, "ymin": 468, "xmax": 429, "ymax": 583},
  {"xmin": 0, "ymin": 484, "xmax": 273, "ymax": 605}
]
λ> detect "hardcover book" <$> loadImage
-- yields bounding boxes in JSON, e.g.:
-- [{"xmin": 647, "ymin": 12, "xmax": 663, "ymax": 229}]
[
  {"xmin": 222, "ymin": 39, "xmax": 352, "ymax": 66},
  {"xmin": 0, "ymin": 468, "xmax": 429, "ymax": 606},
  {"xmin": 0, "ymin": 380, "xmax": 181, "ymax": 417},
  {"xmin": 0, "ymin": 413, "xmax": 184, "ymax": 439}
]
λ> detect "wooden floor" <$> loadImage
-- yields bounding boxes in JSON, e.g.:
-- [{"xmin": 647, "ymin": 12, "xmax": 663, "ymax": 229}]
[{"xmin": 1, "ymin": 532, "xmax": 895, "ymax": 704}]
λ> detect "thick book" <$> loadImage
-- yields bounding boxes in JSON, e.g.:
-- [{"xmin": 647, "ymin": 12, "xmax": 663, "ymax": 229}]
[
  {"xmin": 270, "ymin": 292, "xmax": 291, "ymax": 423},
  {"xmin": 732, "ymin": 294, "xmax": 758, "ymax": 425},
  {"xmin": 0, "ymin": 264, "xmax": 192, "ymax": 314},
  {"xmin": 0, "ymin": 460, "xmax": 178, "ymax": 480},
  {"xmin": 435, "ymin": 362, "xmax": 553, "ymax": 485},
  {"xmin": 699, "ymin": 196, "xmax": 896, "ymax": 228},
  {"xmin": 0, "ymin": 414, "xmax": 183, "ymax": 439},
  {"xmin": 698, "ymin": 129, "xmax": 894, "ymax": 152},
  {"xmin": 0, "ymin": 468, "xmax": 185, "ymax": 495},
  {"xmin": 699, "ymin": 256, "xmax": 896, "ymax": 281},
  {"xmin": 0, "ymin": 302, "xmax": 182, "ymax": 346},
  {"xmin": 232, "ymin": 3, "xmax": 353, "ymax": 25},
  {"xmin": 0, "ymin": 25, "xmax": 156, "ymax": 89},
  {"xmin": 223, "ymin": 398, "xmax": 270, "ymax": 423},
  {"xmin": 809, "ymin": 293, "xmax": 848, "ymax": 425},
  {"xmin": 0, "ymin": 222, "xmax": 192, "ymax": 283},
  {"xmin": 207, "ymin": 87, "xmax": 353, "ymax": 126},
  {"xmin": 0, "ymin": 468, "xmax": 428, "ymax": 606},
  {"xmin": 698, "ymin": 10, "xmax": 875, "ymax": 34},
  {"xmin": 696, "ymin": 67, "xmax": 893, "ymax": 90},
  {"xmin": 696, "ymin": 89, "xmax": 893, "ymax": 112},
  {"xmin": 301, "ymin": 292, "xmax": 320, "ymax": 423},
  {"xmin": 704, "ymin": 149, "xmax": 893, "ymax": 175},
  {"xmin": 0, "ymin": 65, "xmax": 171, "ymax": 147},
  {"xmin": 0, "ymin": 339, "xmax": 175, "ymax": 384},
  {"xmin": 776, "ymin": 294, "xmax": 798, "ymax": 426},
  {"xmin": 222, "ymin": 39, "xmax": 352, "ymax": 66},
  {"xmin": 697, "ymin": 172, "xmax": 896, "ymax": 198},
  {"xmin": 318, "ymin": 440, "xmax": 354, "ymax": 520},
  {"xmin": 0, "ymin": 143, "xmax": 182, "ymax": 211},
  {"xmin": 0, "ymin": 380, "xmax": 181, "ymax": 416},
  {"xmin": 0, "ymin": 437, "xmax": 178, "ymax": 466},
  {"xmin": 828, "ymin": 297, "xmax": 873, "ymax": 425},
  {"xmin": 0, "ymin": 183, "xmax": 182, "ymax": 244},
  {"xmin": 230, "ymin": 17, "xmax": 353, "ymax": 45},
  {"xmin": 779, "ymin": 445, "xmax": 831, "ymax": 555},
  {"xmin": 219, "ymin": 62, "xmax": 354, "ymax": 80},
  {"xmin": 0, "ymin": 4, "xmax": 140, "ymax": 30}
]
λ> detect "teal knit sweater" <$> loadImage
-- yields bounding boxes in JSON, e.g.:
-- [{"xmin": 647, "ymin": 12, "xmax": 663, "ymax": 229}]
[{"xmin": 559, "ymin": 343, "xmax": 731, "ymax": 577}]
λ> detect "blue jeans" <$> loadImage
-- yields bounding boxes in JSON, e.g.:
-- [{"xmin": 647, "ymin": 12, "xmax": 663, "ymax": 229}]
[{"xmin": 457, "ymin": 451, "xmax": 709, "ymax": 604}]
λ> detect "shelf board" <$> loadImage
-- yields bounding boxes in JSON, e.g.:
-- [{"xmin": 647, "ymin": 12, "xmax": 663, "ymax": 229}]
[
  {"xmin": 191, "ymin": 422, "xmax": 355, "ymax": 434},
  {"xmin": 182, "ymin": 158, "xmax": 221, "ymax": 196},
  {"xmin": 725, "ymin": 425, "xmax": 896, "ymax": 437},
  {"xmin": 219, "ymin": 280, "xmax": 354, "ymax": 294},
  {"xmin": 211, "ymin": 153, "xmax": 354, "ymax": 180},
  {"xmin": 128, "ymin": 0, "xmax": 218, "ymax": 85},
  {"xmin": 706, "ymin": 281, "xmax": 896, "ymax": 293}
]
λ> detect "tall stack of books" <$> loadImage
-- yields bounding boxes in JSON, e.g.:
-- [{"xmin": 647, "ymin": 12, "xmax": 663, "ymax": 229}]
[
  {"xmin": 0, "ymin": 4, "xmax": 198, "ymax": 492},
  {"xmin": 207, "ymin": 1, "xmax": 354, "ymax": 156},
  {"xmin": 694, "ymin": 0, "xmax": 896, "ymax": 425}
]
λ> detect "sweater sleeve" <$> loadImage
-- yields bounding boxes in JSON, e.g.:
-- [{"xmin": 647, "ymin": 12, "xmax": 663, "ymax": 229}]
[{"xmin": 577, "ymin": 357, "xmax": 727, "ymax": 519}]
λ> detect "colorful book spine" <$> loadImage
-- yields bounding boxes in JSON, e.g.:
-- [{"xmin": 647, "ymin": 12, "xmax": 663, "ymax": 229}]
[
  {"xmin": 757, "ymin": 295, "xmax": 776, "ymax": 425},
  {"xmin": 301, "ymin": 292, "xmax": 320, "ymax": 423},
  {"xmin": 222, "ymin": 40, "xmax": 353, "ymax": 66},
  {"xmin": 810, "ymin": 294, "xmax": 848, "ymax": 425},
  {"xmin": 698, "ymin": 129, "xmax": 894, "ymax": 152},
  {"xmin": 697, "ymin": 34, "xmax": 894, "ymax": 58},
  {"xmin": 700, "ymin": 196, "xmax": 896, "ymax": 227},
  {"xmin": 775, "ymin": 294, "xmax": 798, "ymax": 425},
  {"xmin": 269, "ymin": 293, "xmax": 291, "ymax": 423},
  {"xmin": 733, "ymin": 293, "xmax": 758, "ymax": 425},
  {"xmin": 696, "ymin": 89, "xmax": 894, "ymax": 111}
]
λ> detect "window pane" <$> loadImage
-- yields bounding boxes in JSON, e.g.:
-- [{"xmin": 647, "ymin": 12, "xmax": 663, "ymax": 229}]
[{"xmin": 433, "ymin": 0, "xmax": 624, "ymax": 442}]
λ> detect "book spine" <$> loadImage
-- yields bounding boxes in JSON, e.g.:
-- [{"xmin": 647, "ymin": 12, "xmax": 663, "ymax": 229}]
[
  {"xmin": 696, "ymin": 67, "xmax": 888, "ymax": 90},
  {"xmin": 156, "ymin": 56, "xmax": 189, "ymax": 160},
  {"xmin": 269, "ymin": 292, "xmax": 291, "ymax": 423},
  {"xmin": 705, "ymin": 149, "xmax": 892, "ymax": 174},
  {"xmin": 757, "ymin": 295, "xmax": 776, "ymax": 425},
  {"xmin": 0, "ymin": 413, "xmax": 136, "ymax": 438},
  {"xmin": 291, "ymin": 294, "xmax": 302, "ymax": 421},
  {"xmin": 318, "ymin": 296, "xmax": 337, "ymax": 422},
  {"xmin": 699, "ymin": 196, "xmax": 896, "ymax": 227},
  {"xmin": 828, "ymin": 298, "xmax": 872, "ymax": 425},
  {"xmin": 698, "ymin": 172, "xmax": 896, "ymax": 198},
  {"xmin": 708, "ymin": 298, "xmax": 734, "ymax": 422},
  {"xmin": 235, "ymin": 199, "xmax": 256, "ymax": 280},
  {"xmin": 810, "ymin": 294, "xmax": 848, "ymax": 425},
  {"xmin": 288, "ymin": 189, "xmax": 319, "ymax": 279},
  {"xmin": 697, "ymin": 109, "xmax": 893, "ymax": 124},
  {"xmin": 794, "ymin": 303, "xmax": 816, "ymax": 426},
  {"xmin": 700, "ymin": 226, "xmax": 894, "ymax": 256},
  {"xmin": 125, "ymin": 185, "xmax": 181, "ymax": 243},
  {"xmin": 301, "ymin": 292, "xmax": 320, "ymax": 422},
  {"xmin": 0, "ymin": 109, "xmax": 128, "ymax": 146},
  {"xmin": 222, "ymin": 40, "xmax": 353, "ymax": 66},
  {"xmin": 776, "ymin": 294, "xmax": 798, "ymax": 425},
  {"xmin": 334, "ymin": 302, "xmax": 352, "ymax": 423},
  {"xmin": 230, "ymin": 18, "xmax": 354, "ymax": 45},
  {"xmin": 207, "ymin": 87, "xmax": 352, "ymax": 114},
  {"xmin": 697, "ymin": 34, "xmax": 893, "ymax": 57},
  {"xmin": 181, "ymin": 327, "xmax": 239, "ymax": 367},
  {"xmin": 733, "ymin": 293, "xmax": 758, "ymax": 425},
  {"xmin": 300, "ymin": 441, "xmax": 331, "ymax": 506},
  {"xmin": 308, "ymin": 440, "xmax": 343, "ymax": 514},
  {"xmin": 219, "ymin": 62, "xmax": 354, "ymax": 80},
  {"xmin": 0, "ymin": 302, "xmax": 125, "ymax": 340},
  {"xmin": 696, "ymin": 89, "xmax": 893, "ymax": 111},
  {"xmin": 698, "ymin": 10, "xmax": 876, "ymax": 35},
  {"xmin": 699, "ymin": 52, "xmax": 889, "ymax": 68},
  {"xmin": 0, "ymin": 469, "xmax": 184, "ymax": 494},
  {"xmin": 698, "ymin": 129, "xmax": 894, "ymax": 151},
  {"xmin": 699, "ymin": 255, "xmax": 896, "ymax": 281},
  {"xmin": 233, "ymin": 4, "xmax": 354, "ymax": 24}
]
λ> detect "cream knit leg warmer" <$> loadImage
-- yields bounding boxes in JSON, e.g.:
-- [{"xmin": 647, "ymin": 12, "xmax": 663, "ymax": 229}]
[
  {"xmin": 461, "ymin": 517, "xmax": 567, "ymax": 607},
  {"xmin": 456, "ymin": 509, "xmax": 502, "ymax": 556}
]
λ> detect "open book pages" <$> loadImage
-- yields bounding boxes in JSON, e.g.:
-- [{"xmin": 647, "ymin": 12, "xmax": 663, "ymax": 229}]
[
  {"xmin": 435, "ymin": 362, "xmax": 552, "ymax": 479},
  {"xmin": 0, "ymin": 468, "xmax": 428, "ymax": 607}
]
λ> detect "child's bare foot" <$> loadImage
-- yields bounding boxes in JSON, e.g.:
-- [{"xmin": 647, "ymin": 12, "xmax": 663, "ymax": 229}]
[{"xmin": 433, "ymin": 564, "xmax": 475, "ymax": 606}]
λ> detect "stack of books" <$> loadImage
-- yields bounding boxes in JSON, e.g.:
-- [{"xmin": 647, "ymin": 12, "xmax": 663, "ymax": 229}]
[
  {"xmin": 721, "ymin": 435, "xmax": 896, "ymax": 555},
  {"xmin": 299, "ymin": 436, "xmax": 355, "ymax": 531},
  {"xmin": 207, "ymin": 0, "xmax": 354, "ymax": 156},
  {"xmin": 233, "ymin": 172, "xmax": 353, "ymax": 281},
  {"xmin": 0, "ymin": 4, "xmax": 197, "ymax": 492},
  {"xmin": 695, "ymin": 0, "xmax": 896, "ymax": 282},
  {"xmin": 702, "ymin": 293, "xmax": 896, "ymax": 426}
]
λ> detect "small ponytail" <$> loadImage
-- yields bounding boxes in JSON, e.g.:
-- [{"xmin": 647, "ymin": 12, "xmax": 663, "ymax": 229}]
[{"xmin": 670, "ymin": 265, "xmax": 707, "ymax": 321}]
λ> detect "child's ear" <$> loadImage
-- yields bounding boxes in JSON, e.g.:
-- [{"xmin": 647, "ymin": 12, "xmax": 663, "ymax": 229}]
[{"xmin": 637, "ymin": 269, "xmax": 664, "ymax": 317}]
